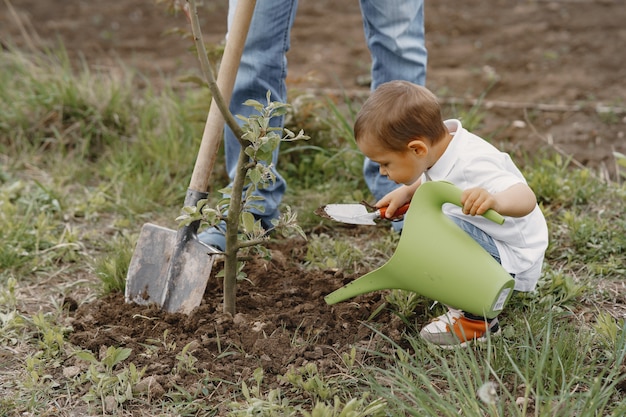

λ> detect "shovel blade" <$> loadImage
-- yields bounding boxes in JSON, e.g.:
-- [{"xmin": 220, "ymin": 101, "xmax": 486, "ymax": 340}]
[
  {"xmin": 125, "ymin": 223, "xmax": 218, "ymax": 314},
  {"xmin": 317, "ymin": 204, "xmax": 377, "ymax": 225}
]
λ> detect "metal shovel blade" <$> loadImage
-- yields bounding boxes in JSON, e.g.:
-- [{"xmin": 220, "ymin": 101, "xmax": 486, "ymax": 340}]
[
  {"xmin": 317, "ymin": 204, "xmax": 378, "ymax": 225},
  {"xmin": 125, "ymin": 222, "xmax": 220, "ymax": 314}
]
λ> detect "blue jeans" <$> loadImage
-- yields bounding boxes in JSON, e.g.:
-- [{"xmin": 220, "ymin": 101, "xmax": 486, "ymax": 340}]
[
  {"xmin": 449, "ymin": 216, "xmax": 502, "ymax": 264},
  {"xmin": 223, "ymin": 0, "xmax": 427, "ymax": 227}
]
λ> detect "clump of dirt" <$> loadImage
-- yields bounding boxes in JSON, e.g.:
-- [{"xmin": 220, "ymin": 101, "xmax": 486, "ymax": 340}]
[{"xmin": 68, "ymin": 231, "xmax": 417, "ymax": 395}]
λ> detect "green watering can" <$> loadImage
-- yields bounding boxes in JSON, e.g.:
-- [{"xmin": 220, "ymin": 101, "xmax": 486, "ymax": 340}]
[{"xmin": 324, "ymin": 181, "xmax": 515, "ymax": 318}]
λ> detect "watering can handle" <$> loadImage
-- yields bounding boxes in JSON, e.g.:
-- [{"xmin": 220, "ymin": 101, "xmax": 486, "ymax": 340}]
[
  {"xmin": 424, "ymin": 181, "xmax": 505, "ymax": 225},
  {"xmin": 479, "ymin": 207, "xmax": 505, "ymax": 225}
]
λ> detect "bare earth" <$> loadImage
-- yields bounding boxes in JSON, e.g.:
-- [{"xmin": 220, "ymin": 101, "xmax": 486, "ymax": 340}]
[{"xmin": 1, "ymin": 0, "xmax": 625, "ymax": 411}]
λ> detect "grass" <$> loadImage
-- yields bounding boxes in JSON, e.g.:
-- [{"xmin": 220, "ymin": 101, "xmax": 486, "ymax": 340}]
[
  {"xmin": 1, "ymin": 43, "xmax": 626, "ymax": 416},
  {"xmin": 365, "ymin": 310, "xmax": 626, "ymax": 416}
]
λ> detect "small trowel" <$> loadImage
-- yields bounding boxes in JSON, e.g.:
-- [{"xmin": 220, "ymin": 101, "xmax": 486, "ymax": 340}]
[{"xmin": 316, "ymin": 202, "xmax": 410, "ymax": 225}]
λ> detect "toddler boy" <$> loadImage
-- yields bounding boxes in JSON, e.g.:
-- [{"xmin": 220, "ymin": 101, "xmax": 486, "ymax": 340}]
[{"xmin": 353, "ymin": 81, "xmax": 549, "ymax": 348}]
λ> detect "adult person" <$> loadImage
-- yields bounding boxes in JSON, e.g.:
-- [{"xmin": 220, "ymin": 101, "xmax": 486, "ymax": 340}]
[{"xmin": 199, "ymin": 0, "xmax": 427, "ymax": 250}]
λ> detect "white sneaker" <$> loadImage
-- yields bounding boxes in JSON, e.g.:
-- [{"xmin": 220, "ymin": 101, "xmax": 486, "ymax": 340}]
[{"xmin": 420, "ymin": 308, "xmax": 501, "ymax": 348}]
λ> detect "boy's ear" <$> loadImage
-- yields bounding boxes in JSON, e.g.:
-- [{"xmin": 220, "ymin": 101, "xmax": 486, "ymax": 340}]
[{"xmin": 407, "ymin": 139, "xmax": 428, "ymax": 156}]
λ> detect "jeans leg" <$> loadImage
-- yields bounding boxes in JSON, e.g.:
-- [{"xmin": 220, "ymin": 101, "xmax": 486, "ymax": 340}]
[
  {"xmin": 224, "ymin": 0, "xmax": 298, "ymax": 226},
  {"xmin": 359, "ymin": 0, "xmax": 427, "ymax": 231},
  {"xmin": 448, "ymin": 216, "xmax": 502, "ymax": 264},
  {"xmin": 359, "ymin": 0, "xmax": 427, "ymax": 90}
]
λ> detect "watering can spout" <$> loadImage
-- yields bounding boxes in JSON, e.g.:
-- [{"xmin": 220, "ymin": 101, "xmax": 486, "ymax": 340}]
[{"xmin": 324, "ymin": 181, "xmax": 514, "ymax": 319}]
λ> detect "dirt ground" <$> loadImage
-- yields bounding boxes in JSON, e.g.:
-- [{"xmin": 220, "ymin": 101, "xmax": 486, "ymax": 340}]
[
  {"xmin": 68, "ymin": 234, "xmax": 413, "ymax": 407},
  {"xmin": 3, "ymin": 0, "xmax": 626, "ymax": 170},
  {"xmin": 2, "ymin": 0, "xmax": 626, "ymax": 410}
]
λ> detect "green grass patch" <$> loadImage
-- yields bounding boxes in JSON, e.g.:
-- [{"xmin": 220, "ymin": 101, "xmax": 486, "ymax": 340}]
[{"xmin": 1, "ymin": 42, "xmax": 625, "ymax": 415}]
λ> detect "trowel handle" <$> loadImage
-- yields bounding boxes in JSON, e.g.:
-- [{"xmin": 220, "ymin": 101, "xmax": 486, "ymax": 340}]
[{"xmin": 378, "ymin": 203, "xmax": 411, "ymax": 219}]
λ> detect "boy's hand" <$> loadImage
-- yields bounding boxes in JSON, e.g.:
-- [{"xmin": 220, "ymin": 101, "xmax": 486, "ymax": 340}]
[
  {"xmin": 461, "ymin": 187, "xmax": 496, "ymax": 216},
  {"xmin": 375, "ymin": 185, "xmax": 415, "ymax": 218},
  {"xmin": 462, "ymin": 183, "xmax": 537, "ymax": 217}
]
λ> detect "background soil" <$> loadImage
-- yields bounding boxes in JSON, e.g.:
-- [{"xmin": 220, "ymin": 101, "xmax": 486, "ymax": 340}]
[
  {"xmin": 3, "ymin": 0, "xmax": 625, "ymax": 171},
  {"xmin": 1, "ymin": 0, "xmax": 625, "ymax": 409}
]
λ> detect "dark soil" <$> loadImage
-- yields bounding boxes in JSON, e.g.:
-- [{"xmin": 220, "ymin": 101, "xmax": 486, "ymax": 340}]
[
  {"xmin": 68, "ymin": 232, "xmax": 412, "ymax": 402},
  {"xmin": 2, "ymin": 0, "xmax": 625, "ymax": 407}
]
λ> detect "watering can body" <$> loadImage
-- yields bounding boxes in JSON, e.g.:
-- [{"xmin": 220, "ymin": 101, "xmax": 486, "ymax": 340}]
[{"xmin": 324, "ymin": 181, "xmax": 515, "ymax": 319}]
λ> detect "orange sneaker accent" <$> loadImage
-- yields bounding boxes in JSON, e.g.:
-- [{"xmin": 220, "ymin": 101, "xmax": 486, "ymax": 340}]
[{"xmin": 449, "ymin": 316, "xmax": 490, "ymax": 342}]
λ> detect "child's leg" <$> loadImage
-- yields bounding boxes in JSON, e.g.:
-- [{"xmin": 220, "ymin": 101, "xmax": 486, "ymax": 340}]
[{"xmin": 447, "ymin": 216, "xmax": 501, "ymax": 264}]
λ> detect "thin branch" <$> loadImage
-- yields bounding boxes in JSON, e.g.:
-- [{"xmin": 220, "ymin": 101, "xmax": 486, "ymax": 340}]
[{"xmin": 237, "ymin": 237, "xmax": 269, "ymax": 250}]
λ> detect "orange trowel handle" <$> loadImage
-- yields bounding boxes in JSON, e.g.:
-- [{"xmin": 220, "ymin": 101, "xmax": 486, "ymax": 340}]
[{"xmin": 378, "ymin": 203, "xmax": 411, "ymax": 220}]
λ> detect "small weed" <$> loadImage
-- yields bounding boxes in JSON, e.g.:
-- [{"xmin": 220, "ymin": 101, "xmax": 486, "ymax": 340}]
[
  {"xmin": 526, "ymin": 154, "xmax": 600, "ymax": 207},
  {"xmin": 385, "ymin": 290, "xmax": 429, "ymax": 323},
  {"xmin": 592, "ymin": 311, "xmax": 624, "ymax": 358},
  {"xmin": 281, "ymin": 363, "xmax": 333, "ymax": 401},
  {"xmin": 304, "ymin": 233, "xmax": 365, "ymax": 273},
  {"xmin": 302, "ymin": 396, "xmax": 387, "ymax": 417},
  {"xmin": 229, "ymin": 368, "xmax": 294, "ymax": 415},
  {"xmin": 95, "ymin": 234, "xmax": 133, "ymax": 294},
  {"xmin": 74, "ymin": 346, "xmax": 144, "ymax": 413},
  {"xmin": 535, "ymin": 269, "xmax": 587, "ymax": 308},
  {"xmin": 175, "ymin": 341, "xmax": 200, "ymax": 375},
  {"xmin": 31, "ymin": 311, "xmax": 68, "ymax": 358},
  {"xmin": 0, "ymin": 309, "xmax": 27, "ymax": 347},
  {"xmin": 0, "ymin": 276, "xmax": 18, "ymax": 309},
  {"xmin": 614, "ymin": 151, "xmax": 626, "ymax": 181},
  {"xmin": 145, "ymin": 329, "xmax": 177, "ymax": 352}
]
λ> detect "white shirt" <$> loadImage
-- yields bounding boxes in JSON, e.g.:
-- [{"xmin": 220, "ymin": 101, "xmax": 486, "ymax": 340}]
[{"xmin": 423, "ymin": 119, "xmax": 549, "ymax": 291}]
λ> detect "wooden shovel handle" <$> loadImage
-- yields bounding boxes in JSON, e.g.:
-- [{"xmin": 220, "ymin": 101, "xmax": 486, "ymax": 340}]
[{"xmin": 189, "ymin": 0, "xmax": 256, "ymax": 192}]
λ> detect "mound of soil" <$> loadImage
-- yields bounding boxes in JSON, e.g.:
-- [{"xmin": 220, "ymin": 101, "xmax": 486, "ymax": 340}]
[{"xmin": 68, "ymin": 231, "xmax": 413, "ymax": 397}]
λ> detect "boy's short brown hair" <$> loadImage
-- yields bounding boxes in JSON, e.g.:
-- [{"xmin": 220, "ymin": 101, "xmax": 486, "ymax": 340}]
[{"xmin": 354, "ymin": 81, "xmax": 447, "ymax": 151}]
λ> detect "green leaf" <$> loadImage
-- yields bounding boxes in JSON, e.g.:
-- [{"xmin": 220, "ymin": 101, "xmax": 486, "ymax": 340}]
[
  {"xmin": 242, "ymin": 99, "xmax": 263, "ymax": 111},
  {"xmin": 241, "ymin": 380, "xmax": 250, "ymax": 400},
  {"xmin": 102, "ymin": 346, "xmax": 132, "ymax": 369},
  {"xmin": 241, "ymin": 212, "xmax": 255, "ymax": 233},
  {"xmin": 177, "ymin": 74, "xmax": 207, "ymax": 86},
  {"xmin": 248, "ymin": 167, "xmax": 262, "ymax": 185},
  {"xmin": 74, "ymin": 350, "xmax": 99, "ymax": 364}
]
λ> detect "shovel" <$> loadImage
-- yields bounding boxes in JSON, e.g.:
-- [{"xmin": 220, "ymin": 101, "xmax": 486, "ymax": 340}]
[
  {"xmin": 317, "ymin": 202, "xmax": 411, "ymax": 225},
  {"xmin": 125, "ymin": 0, "xmax": 257, "ymax": 314}
]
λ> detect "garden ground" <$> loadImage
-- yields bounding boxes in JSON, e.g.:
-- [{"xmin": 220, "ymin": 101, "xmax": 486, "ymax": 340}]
[{"xmin": 1, "ymin": 0, "xmax": 625, "ymax": 413}]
